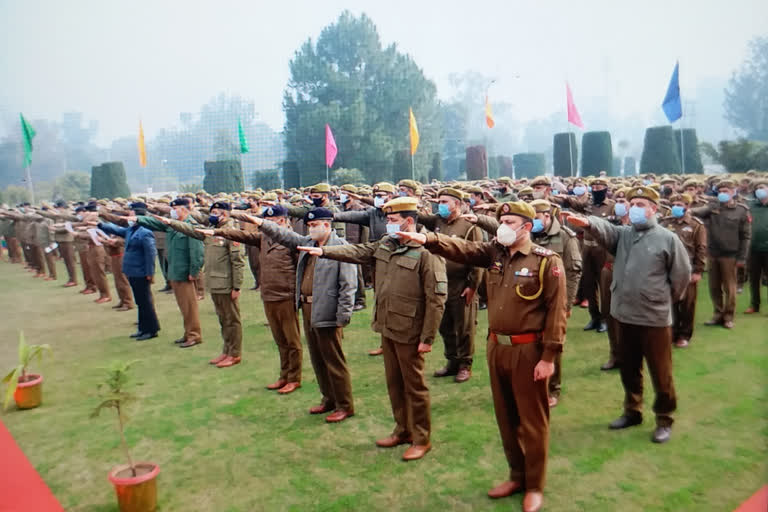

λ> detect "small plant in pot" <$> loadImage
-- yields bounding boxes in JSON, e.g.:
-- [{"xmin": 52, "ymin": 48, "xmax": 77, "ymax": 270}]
[
  {"xmin": 91, "ymin": 361, "xmax": 160, "ymax": 512},
  {"xmin": 2, "ymin": 331, "xmax": 51, "ymax": 410}
]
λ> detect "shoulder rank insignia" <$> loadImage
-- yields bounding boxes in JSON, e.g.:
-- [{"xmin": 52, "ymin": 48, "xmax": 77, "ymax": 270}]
[{"xmin": 533, "ymin": 247, "xmax": 553, "ymax": 257}]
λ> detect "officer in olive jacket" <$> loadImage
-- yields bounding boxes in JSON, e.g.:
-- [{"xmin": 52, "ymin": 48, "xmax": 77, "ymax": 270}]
[{"xmin": 300, "ymin": 197, "xmax": 448, "ymax": 461}]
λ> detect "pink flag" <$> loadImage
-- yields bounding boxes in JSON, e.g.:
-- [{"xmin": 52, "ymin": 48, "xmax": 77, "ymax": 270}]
[
  {"xmin": 325, "ymin": 124, "xmax": 337, "ymax": 168},
  {"xmin": 566, "ymin": 82, "xmax": 584, "ymax": 128}
]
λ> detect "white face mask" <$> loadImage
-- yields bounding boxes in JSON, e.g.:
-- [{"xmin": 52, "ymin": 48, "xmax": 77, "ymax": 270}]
[
  {"xmin": 308, "ymin": 225, "xmax": 328, "ymax": 241},
  {"xmin": 76, "ymin": 214, "xmax": 84, "ymax": 221},
  {"xmin": 170, "ymin": 209, "xmax": 179, "ymax": 220},
  {"xmin": 496, "ymin": 223, "xmax": 523, "ymax": 247},
  {"xmin": 532, "ymin": 190, "xmax": 546, "ymax": 200},
  {"xmin": 373, "ymin": 196, "xmax": 386, "ymax": 208}
]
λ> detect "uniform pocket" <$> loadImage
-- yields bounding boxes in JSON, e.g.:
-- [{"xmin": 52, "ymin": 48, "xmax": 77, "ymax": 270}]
[{"xmin": 387, "ymin": 297, "xmax": 418, "ymax": 332}]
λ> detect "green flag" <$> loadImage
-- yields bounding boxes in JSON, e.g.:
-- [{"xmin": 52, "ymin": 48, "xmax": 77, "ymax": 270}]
[
  {"xmin": 20, "ymin": 114, "xmax": 36, "ymax": 167},
  {"xmin": 238, "ymin": 119, "xmax": 249, "ymax": 154}
]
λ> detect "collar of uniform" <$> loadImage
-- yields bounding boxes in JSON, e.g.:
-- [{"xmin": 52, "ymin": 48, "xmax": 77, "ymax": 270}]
[
  {"xmin": 510, "ymin": 238, "xmax": 533, "ymax": 256},
  {"xmin": 547, "ymin": 218, "xmax": 562, "ymax": 236}
]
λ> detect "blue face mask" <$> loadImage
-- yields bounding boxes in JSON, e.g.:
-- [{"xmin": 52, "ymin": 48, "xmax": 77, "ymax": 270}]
[
  {"xmin": 756, "ymin": 189, "xmax": 768, "ymax": 201},
  {"xmin": 717, "ymin": 192, "xmax": 731, "ymax": 203},
  {"xmin": 127, "ymin": 220, "xmax": 136, "ymax": 227},
  {"xmin": 643, "ymin": 179, "xmax": 652, "ymax": 186},
  {"xmin": 386, "ymin": 222, "xmax": 402, "ymax": 238},
  {"xmin": 438, "ymin": 203, "xmax": 451, "ymax": 218},
  {"xmin": 573, "ymin": 186, "xmax": 587, "ymax": 196},
  {"xmin": 399, "ymin": 190, "xmax": 408, "ymax": 197},
  {"xmin": 339, "ymin": 193, "xmax": 349, "ymax": 204},
  {"xmin": 531, "ymin": 218, "xmax": 544, "ymax": 233},
  {"xmin": 614, "ymin": 203, "xmax": 627, "ymax": 217},
  {"xmin": 469, "ymin": 198, "xmax": 476, "ymax": 206},
  {"xmin": 551, "ymin": 189, "xmax": 559, "ymax": 195},
  {"xmin": 208, "ymin": 215, "xmax": 220, "ymax": 227},
  {"xmin": 629, "ymin": 206, "xmax": 647, "ymax": 225},
  {"xmin": 671, "ymin": 205, "xmax": 686, "ymax": 218}
]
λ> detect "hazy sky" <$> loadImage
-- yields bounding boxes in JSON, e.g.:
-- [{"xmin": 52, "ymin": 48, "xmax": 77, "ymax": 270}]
[{"xmin": 2, "ymin": 0, "xmax": 767, "ymax": 145}]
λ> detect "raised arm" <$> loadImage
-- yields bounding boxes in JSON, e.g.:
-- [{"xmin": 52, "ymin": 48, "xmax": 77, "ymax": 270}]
[
  {"xmin": 333, "ymin": 210, "xmax": 370, "ymax": 226},
  {"xmin": 136, "ymin": 215, "xmax": 170, "ymax": 233},
  {"xmin": 214, "ymin": 228, "xmax": 262, "ymax": 247},
  {"xmin": 423, "ymin": 232, "xmax": 495, "ymax": 268},
  {"xmin": 259, "ymin": 219, "xmax": 307, "ymax": 250},
  {"xmin": 475, "ymin": 214, "xmax": 500, "ymax": 236},
  {"xmin": 584, "ymin": 216, "xmax": 623, "ymax": 255},
  {"xmin": 98, "ymin": 222, "xmax": 129, "ymax": 239},
  {"xmin": 167, "ymin": 218, "xmax": 205, "ymax": 240},
  {"xmin": 416, "ymin": 212, "xmax": 439, "ymax": 231},
  {"xmin": 321, "ymin": 242, "xmax": 378, "ymax": 265}
]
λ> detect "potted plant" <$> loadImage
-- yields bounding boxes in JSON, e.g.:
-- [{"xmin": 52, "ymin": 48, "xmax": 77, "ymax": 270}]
[
  {"xmin": 91, "ymin": 361, "xmax": 160, "ymax": 512},
  {"xmin": 2, "ymin": 331, "xmax": 51, "ymax": 410}
]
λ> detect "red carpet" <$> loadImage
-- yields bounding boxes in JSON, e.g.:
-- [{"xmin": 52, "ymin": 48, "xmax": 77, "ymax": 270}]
[
  {"xmin": 0, "ymin": 418, "xmax": 64, "ymax": 512},
  {"xmin": 734, "ymin": 485, "xmax": 768, "ymax": 512}
]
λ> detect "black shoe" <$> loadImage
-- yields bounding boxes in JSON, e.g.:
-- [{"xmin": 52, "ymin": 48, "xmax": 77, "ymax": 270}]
[
  {"xmin": 600, "ymin": 360, "xmax": 620, "ymax": 371},
  {"xmin": 136, "ymin": 332, "xmax": 158, "ymax": 341},
  {"xmin": 174, "ymin": 337, "xmax": 186, "ymax": 344},
  {"xmin": 129, "ymin": 331, "xmax": 144, "ymax": 338},
  {"xmin": 583, "ymin": 319, "xmax": 599, "ymax": 331},
  {"xmin": 433, "ymin": 366, "xmax": 459, "ymax": 378},
  {"xmin": 652, "ymin": 426, "xmax": 672, "ymax": 443},
  {"xmin": 479, "ymin": 302, "xmax": 487, "ymax": 310},
  {"xmin": 250, "ymin": 285, "xmax": 260, "ymax": 290},
  {"xmin": 353, "ymin": 304, "xmax": 365, "ymax": 311},
  {"xmin": 596, "ymin": 322, "xmax": 607, "ymax": 333},
  {"xmin": 609, "ymin": 414, "xmax": 643, "ymax": 429}
]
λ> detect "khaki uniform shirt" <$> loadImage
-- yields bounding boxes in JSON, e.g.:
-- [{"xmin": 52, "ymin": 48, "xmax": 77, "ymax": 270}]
[{"xmin": 660, "ymin": 214, "xmax": 707, "ymax": 273}]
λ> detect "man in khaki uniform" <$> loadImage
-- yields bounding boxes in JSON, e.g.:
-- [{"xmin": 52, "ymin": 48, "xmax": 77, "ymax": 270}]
[
  {"xmin": 49, "ymin": 201, "xmax": 79, "ymax": 286},
  {"xmin": 690, "ymin": 179, "xmax": 751, "ymax": 328},
  {"xmin": 73, "ymin": 206, "xmax": 97, "ymax": 294},
  {"xmin": 104, "ymin": 235, "xmax": 134, "ymax": 311},
  {"xmin": 81, "ymin": 203, "xmax": 112, "ymax": 304},
  {"xmin": 300, "ymin": 197, "xmax": 447, "ymax": 460},
  {"xmin": 213, "ymin": 205, "xmax": 303, "ymax": 394},
  {"xmin": 160, "ymin": 201, "xmax": 245, "ymax": 367},
  {"xmin": 285, "ymin": 183, "xmax": 346, "ymax": 238},
  {"xmin": 419, "ymin": 187, "xmax": 482, "ymax": 383},
  {"xmin": 660, "ymin": 194, "xmax": 707, "ymax": 347},
  {"xmin": 399, "ymin": 201, "xmax": 567, "ymax": 512}
]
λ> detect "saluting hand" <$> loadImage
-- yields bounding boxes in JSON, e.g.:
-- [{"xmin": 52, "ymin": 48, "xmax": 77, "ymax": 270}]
[
  {"xmin": 243, "ymin": 214, "xmax": 263, "ymax": 226},
  {"xmin": 533, "ymin": 360, "xmax": 555, "ymax": 381},
  {"xmin": 297, "ymin": 246, "xmax": 323, "ymax": 256},
  {"xmin": 394, "ymin": 231, "xmax": 426, "ymax": 245},
  {"xmin": 561, "ymin": 211, "xmax": 589, "ymax": 228},
  {"xmin": 196, "ymin": 229, "xmax": 214, "ymax": 237},
  {"xmin": 461, "ymin": 213, "xmax": 478, "ymax": 224}
]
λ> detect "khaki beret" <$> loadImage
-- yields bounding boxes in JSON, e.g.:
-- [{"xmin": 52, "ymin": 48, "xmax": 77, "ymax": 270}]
[
  {"xmin": 518, "ymin": 186, "xmax": 534, "ymax": 196},
  {"xmin": 261, "ymin": 192, "xmax": 278, "ymax": 202},
  {"xmin": 614, "ymin": 187, "xmax": 631, "ymax": 198},
  {"xmin": 373, "ymin": 182, "xmax": 396, "ymax": 194},
  {"xmin": 627, "ymin": 186, "xmax": 660, "ymax": 204},
  {"xmin": 340, "ymin": 184, "xmax": 357, "ymax": 193},
  {"xmin": 716, "ymin": 179, "xmax": 735, "ymax": 190},
  {"xmin": 382, "ymin": 196, "xmax": 419, "ymax": 214},
  {"xmin": 669, "ymin": 193, "xmax": 693, "ymax": 205},
  {"xmin": 530, "ymin": 176, "xmax": 551, "ymax": 187},
  {"xmin": 529, "ymin": 199, "xmax": 552, "ymax": 213},
  {"xmin": 310, "ymin": 183, "xmax": 331, "ymax": 194},
  {"xmin": 496, "ymin": 201, "xmax": 536, "ymax": 221},
  {"xmin": 497, "ymin": 177, "xmax": 513, "ymax": 184},
  {"xmin": 437, "ymin": 187, "xmax": 464, "ymax": 201}
]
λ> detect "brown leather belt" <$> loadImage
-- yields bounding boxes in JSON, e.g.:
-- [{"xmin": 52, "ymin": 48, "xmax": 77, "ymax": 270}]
[
  {"xmin": 300, "ymin": 294, "xmax": 313, "ymax": 304},
  {"xmin": 489, "ymin": 332, "xmax": 541, "ymax": 345}
]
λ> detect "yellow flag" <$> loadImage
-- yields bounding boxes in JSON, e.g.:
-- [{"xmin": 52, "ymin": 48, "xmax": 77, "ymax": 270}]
[
  {"xmin": 409, "ymin": 107, "xmax": 419, "ymax": 155},
  {"xmin": 138, "ymin": 121, "xmax": 147, "ymax": 168}
]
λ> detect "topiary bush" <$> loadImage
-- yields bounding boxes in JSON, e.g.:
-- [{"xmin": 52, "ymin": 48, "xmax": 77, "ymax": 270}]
[
  {"xmin": 673, "ymin": 129, "xmax": 704, "ymax": 174},
  {"xmin": 203, "ymin": 160, "xmax": 244, "ymax": 194},
  {"xmin": 553, "ymin": 132, "xmax": 578, "ymax": 177},
  {"xmin": 90, "ymin": 162, "xmax": 131, "ymax": 199},
  {"xmin": 513, "ymin": 153, "xmax": 546, "ymax": 179},
  {"xmin": 581, "ymin": 131, "xmax": 613, "ymax": 176},
  {"xmin": 466, "ymin": 145, "xmax": 488, "ymax": 180},
  {"xmin": 640, "ymin": 126, "xmax": 681, "ymax": 174}
]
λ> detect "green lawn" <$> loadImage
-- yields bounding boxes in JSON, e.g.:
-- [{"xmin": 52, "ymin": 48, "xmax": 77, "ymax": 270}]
[{"xmin": 0, "ymin": 259, "xmax": 766, "ymax": 512}]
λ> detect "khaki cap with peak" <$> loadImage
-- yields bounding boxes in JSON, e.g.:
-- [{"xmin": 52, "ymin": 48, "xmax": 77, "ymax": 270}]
[
  {"xmin": 529, "ymin": 199, "xmax": 552, "ymax": 213},
  {"xmin": 627, "ymin": 186, "xmax": 660, "ymax": 204},
  {"xmin": 437, "ymin": 187, "xmax": 464, "ymax": 201},
  {"xmin": 382, "ymin": 197, "xmax": 419, "ymax": 214},
  {"xmin": 373, "ymin": 182, "xmax": 396, "ymax": 194},
  {"xmin": 496, "ymin": 201, "xmax": 536, "ymax": 221},
  {"xmin": 310, "ymin": 183, "xmax": 331, "ymax": 194}
]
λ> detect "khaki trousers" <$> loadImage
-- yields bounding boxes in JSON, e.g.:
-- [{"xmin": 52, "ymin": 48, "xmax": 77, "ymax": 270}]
[
  {"xmin": 58, "ymin": 241, "xmax": 77, "ymax": 283},
  {"xmin": 263, "ymin": 299, "xmax": 302, "ymax": 383},
  {"xmin": 708, "ymin": 256, "xmax": 737, "ymax": 322},
  {"xmin": 172, "ymin": 280, "xmax": 202, "ymax": 342},
  {"xmin": 78, "ymin": 247, "xmax": 96, "ymax": 290},
  {"xmin": 88, "ymin": 245, "xmax": 111, "ymax": 299},
  {"xmin": 438, "ymin": 295, "xmax": 477, "ymax": 369},
  {"xmin": 111, "ymin": 253, "xmax": 133, "ymax": 307},
  {"xmin": 382, "ymin": 337, "xmax": 430, "ymax": 445},
  {"xmin": 44, "ymin": 250, "xmax": 57, "ymax": 279},
  {"xmin": 211, "ymin": 292, "xmax": 242, "ymax": 357}
]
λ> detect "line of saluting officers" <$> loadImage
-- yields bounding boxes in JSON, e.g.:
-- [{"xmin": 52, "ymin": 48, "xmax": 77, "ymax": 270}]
[{"xmin": 1, "ymin": 170, "xmax": 767, "ymax": 512}]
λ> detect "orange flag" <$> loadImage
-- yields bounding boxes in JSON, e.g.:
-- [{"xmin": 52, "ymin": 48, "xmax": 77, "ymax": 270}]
[
  {"xmin": 137, "ymin": 121, "xmax": 147, "ymax": 168},
  {"xmin": 485, "ymin": 95, "xmax": 495, "ymax": 128},
  {"xmin": 409, "ymin": 107, "xmax": 420, "ymax": 155}
]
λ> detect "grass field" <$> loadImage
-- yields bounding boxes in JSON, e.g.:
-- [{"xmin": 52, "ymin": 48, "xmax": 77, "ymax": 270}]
[{"xmin": 0, "ymin": 258, "xmax": 766, "ymax": 512}]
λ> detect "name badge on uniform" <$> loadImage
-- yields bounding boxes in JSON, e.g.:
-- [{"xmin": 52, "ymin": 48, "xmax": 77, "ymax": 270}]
[
  {"xmin": 214, "ymin": 237, "xmax": 226, "ymax": 246},
  {"xmin": 515, "ymin": 267, "xmax": 532, "ymax": 277}
]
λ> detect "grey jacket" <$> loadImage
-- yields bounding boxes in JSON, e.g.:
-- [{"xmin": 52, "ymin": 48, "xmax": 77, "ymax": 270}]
[
  {"xmin": 260, "ymin": 220, "xmax": 357, "ymax": 328},
  {"xmin": 588, "ymin": 216, "xmax": 691, "ymax": 327},
  {"xmin": 333, "ymin": 207, "xmax": 388, "ymax": 242}
]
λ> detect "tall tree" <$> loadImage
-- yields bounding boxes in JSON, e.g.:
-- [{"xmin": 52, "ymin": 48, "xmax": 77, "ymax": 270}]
[
  {"xmin": 283, "ymin": 11, "xmax": 441, "ymax": 184},
  {"xmin": 724, "ymin": 37, "xmax": 768, "ymax": 141}
]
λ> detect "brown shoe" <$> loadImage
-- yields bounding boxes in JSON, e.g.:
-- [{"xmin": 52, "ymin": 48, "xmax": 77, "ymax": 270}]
[
  {"xmin": 63, "ymin": 281, "xmax": 78, "ymax": 288},
  {"xmin": 548, "ymin": 396, "xmax": 559, "ymax": 408},
  {"xmin": 674, "ymin": 339, "xmax": 689, "ymax": 348},
  {"xmin": 267, "ymin": 379, "xmax": 287, "ymax": 390},
  {"xmin": 95, "ymin": 297, "xmax": 112, "ymax": 304},
  {"xmin": 216, "ymin": 356, "xmax": 241, "ymax": 368},
  {"xmin": 455, "ymin": 367, "xmax": 471, "ymax": 383},
  {"xmin": 309, "ymin": 403, "xmax": 333, "ymax": 415},
  {"xmin": 116, "ymin": 305, "xmax": 133, "ymax": 312},
  {"xmin": 402, "ymin": 442, "xmax": 431, "ymax": 461},
  {"xmin": 723, "ymin": 321, "xmax": 734, "ymax": 329},
  {"xmin": 368, "ymin": 347, "xmax": 383, "ymax": 356},
  {"xmin": 180, "ymin": 339, "xmax": 202, "ymax": 349},
  {"xmin": 112, "ymin": 302, "xmax": 123, "ymax": 309},
  {"xmin": 522, "ymin": 491, "xmax": 543, "ymax": 512},
  {"xmin": 81, "ymin": 288, "xmax": 96, "ymax": 295},
  {"xmin": 209, "ymin": 353, "xmax": 227, "ymax": 365},
  {"xmin": 44, "ymin": 277, "xmax": 55, "ymax": 281},
  {"xmin": 600, "ymin": 359, "xmax": 619, "ymax": 371},
  {"xmin": 434, "ymin": 366, "xmax": 458, "ymax": 378},
  {"xmin": 325, "ymin": 410, "xmax": 353, "ymax": 423},
  {"xmin": 277, "ymin": 382, "xmax": 301, "ymax": 394},
  {"xmin": 375, "ymin": 435, "xmax": 412, "ymax": 448},
  {"xmin": 487, "ymin": 480, "xmax": 523, "ymax": 499}
]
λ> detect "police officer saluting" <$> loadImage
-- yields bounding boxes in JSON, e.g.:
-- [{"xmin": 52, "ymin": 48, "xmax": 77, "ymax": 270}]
[
  {"xmin": 398, "ymin": 201, "xmax": 567, "ymax": 512},
  {"xmin": 298, "ymin": 197, "xmax": 447, "ymax": 460}
]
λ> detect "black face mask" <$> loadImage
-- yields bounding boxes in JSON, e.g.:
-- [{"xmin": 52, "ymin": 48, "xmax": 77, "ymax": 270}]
[
  {"xmin": 312, "ymin": 197, "xmax": 325, "ymax": 207},
  {"xmin": 592, "ymin": 189, "xmax": 607, "ymax": 204}
]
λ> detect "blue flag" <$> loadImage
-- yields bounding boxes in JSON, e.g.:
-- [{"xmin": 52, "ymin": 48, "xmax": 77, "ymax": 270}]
[{"xmin": 662, "ymin": 61, "xmax": 682, "ymax": 123}]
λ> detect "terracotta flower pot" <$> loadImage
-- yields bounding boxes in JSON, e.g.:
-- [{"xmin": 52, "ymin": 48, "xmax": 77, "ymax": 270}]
[
  {"xmin": 14, "ymin": 374, "xmax": 43, "ymax": 409},
  {"xmin": 108, "ymin": 462, "xmax": 160, "ymax": 512}
]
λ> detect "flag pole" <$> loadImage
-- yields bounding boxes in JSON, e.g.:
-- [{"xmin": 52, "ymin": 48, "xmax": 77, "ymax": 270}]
[
  {"xmin": 679, "ymin": 123, "xmax": 686, "ymax": 175},
  {"xmin": 326, "ymin": 164, "xmax": 329, "ymax": 185},
  {"xmin": 411, "ymin": 153, "xmax": 415, "ymax": 181},
  {"xmin": 25, "ymin": 163, "xmax": 35, "ymax": 204}
]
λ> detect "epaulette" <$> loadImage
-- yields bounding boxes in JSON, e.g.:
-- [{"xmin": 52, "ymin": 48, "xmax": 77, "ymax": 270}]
[
  {"xmin": 532, "ymin": 246, "xmax": 554, "ymax": 257},
  {"xmin": 736, "ymin": 203, "xmax": 750, "ymax": 212},
  {"xmin": 691, "ymin": 216, "xmax": 704, "ymax": 225},
  {"xmin": 561, "ymin": 225, "xmax": 577, "ymax": 237}
]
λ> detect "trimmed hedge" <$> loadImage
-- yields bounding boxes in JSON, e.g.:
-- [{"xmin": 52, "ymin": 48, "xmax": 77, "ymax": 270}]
[
  {"xmin": 553, "ymin": 132, "xmax": 578, "ymax": 177},
  {"xmin": 640, "ymin": 126, "xmax": 681, "ymax": 174},
  {"xmin": 513, "ymin": 153, "xmax": 546, "ymax": 179},
  {"xmin": 581, "ymin": 131, "xmax": 613, "ymax": 176},
  {"xmin": 497, "ymin": 156, "xmax": 513, "ymax": 178},
  {"xmin": 466, "ymin": 145, "xmax": 488, "ymax": 180},
  {"xmin": 203, "ymin": 160, "xmax": 244, "ymax": 194},
  {"xmin": 429, "ymin": 152, "xmax": 443, "ymax": 182},
  {"xmin": 283, "ymin": 161, "xmax": 300, "ymax": 189},
  {"xmin": 673, "ymin": 129, "xmax": 704, "ymax": 174},
  {"xmin": 90, "ymin": 161, "xmax": 131, "ymax": 199},
  {"xmin": 392, "ymin": 149, "xmax": 412, "ymax": 183}
]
